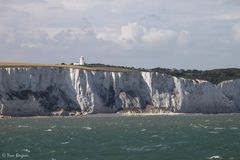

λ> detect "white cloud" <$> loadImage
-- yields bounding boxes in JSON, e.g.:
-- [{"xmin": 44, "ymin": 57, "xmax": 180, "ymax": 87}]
[
  {"xmin": 97, "ymin": 23, "xmax": 145, "ymax": 48},
  {"xmin": 142, "ymin": 28, "xmax": 177, "ymax": 44},
  {"xmin": 1, "ymin": 0, "xmax": 240, "ymax": 69},
  {"xmin": 21, "ymin": 42, "xmax": 42, "ymax": 48},
  {"xmin": 41, "ymin": 27, "xmax": 93, "ymax": 40},
  {"xmin": 96, "ymin": 22, "xmax": 188, "ymax": 48},
  {"xmin": 0, "ymin": 1, "xmax": 51, "ymax": 14},
  {"xmin": 0, "ymin": 25, "xmax": 15, "ymax": 44},
  {"xmin": 213, "ymin": 11, "xmax": 240, "ymax": 20},
  {"xmin": 96, "ymin": 23, "xmax": 145, "ymax": 47},
  {"xmin": 96, "ymin": 28, "xmax": 118, "ymax": 42},
  {"xmin": 60, "ymin": 0, "xmax": 101, "ymax": 11},
  {"xmin": 233, "ymin": 24, "xmax": 240, "ymax": 41},
  {"xmin": 177, "ymin": 31, "xmax": 190, "ymax": 46},
  {"xmin": 5, "ymin": 33, "xmax": 15, "ymax": 44},
  {"xmin": 118, "ymin": 23, "xmax": 145, "ymax": 42},
  {"xmin": 0, "ymin": 24, "xmax": 48, "ymax": 47}
]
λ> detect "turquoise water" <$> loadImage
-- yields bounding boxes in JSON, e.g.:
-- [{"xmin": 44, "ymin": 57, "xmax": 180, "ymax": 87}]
[{"xmin": 0, "ymin": 114, "xmax": 240, "ymax": 160}]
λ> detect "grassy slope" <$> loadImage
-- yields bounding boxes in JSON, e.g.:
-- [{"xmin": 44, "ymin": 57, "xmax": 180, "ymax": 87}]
[
  {"xmin": 0, "ymin": 62, "xmax": 134, "ymax": 72},
  {"xmin": 151, "ymin": 67, "xmax": 240, "ymax": 84}
]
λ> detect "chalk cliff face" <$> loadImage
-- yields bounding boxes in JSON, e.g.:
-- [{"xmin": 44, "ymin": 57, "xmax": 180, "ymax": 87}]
[{"xmin": 0, "ymin": 67, "xmax": 239, "ymax": 116}]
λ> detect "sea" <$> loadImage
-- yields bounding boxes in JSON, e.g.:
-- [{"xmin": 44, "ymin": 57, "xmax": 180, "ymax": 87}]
[{"xmin": 0, "ymin": 114, "xmax": 240, "ymax": 160}]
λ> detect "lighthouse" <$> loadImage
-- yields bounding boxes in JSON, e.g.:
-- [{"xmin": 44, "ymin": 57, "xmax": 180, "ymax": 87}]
[{"xmin": 79, "ymin": 56, "xmax": 85, "ymax": 65}]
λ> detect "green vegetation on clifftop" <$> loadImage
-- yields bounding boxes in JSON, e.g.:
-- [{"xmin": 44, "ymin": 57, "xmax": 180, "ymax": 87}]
[
  {"xmin": 0, "ymin": 62, "xmax": 134, "ymax": 72},
  {"xmin": 151, "ymin": 67, "xmax": 240, "ymax": 84}
]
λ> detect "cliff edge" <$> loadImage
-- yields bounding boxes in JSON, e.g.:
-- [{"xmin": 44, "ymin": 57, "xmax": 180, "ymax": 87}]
[{"xmin": 0, "ymin": 67, "xmax": 239, "ymax": 116}]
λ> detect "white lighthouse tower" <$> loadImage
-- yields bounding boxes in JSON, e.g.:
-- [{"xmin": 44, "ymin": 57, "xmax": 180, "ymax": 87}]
[{"xmin": 79, "ymin": 56, "xmax": 85, "ymax": 65}]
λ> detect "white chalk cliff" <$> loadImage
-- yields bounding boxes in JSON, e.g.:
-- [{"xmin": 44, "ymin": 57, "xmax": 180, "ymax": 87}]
[{"xmin": 0, "ymin": 67, "xmax": 239, "ymax": 116}]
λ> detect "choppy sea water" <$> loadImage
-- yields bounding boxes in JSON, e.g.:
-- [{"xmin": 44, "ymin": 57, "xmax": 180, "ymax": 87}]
[{"xmin": 1, "ymin": 114, "xmax": 240, "ymax": 160}]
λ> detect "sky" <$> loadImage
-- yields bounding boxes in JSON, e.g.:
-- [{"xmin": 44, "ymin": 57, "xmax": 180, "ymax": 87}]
[{"xmin": 0, "ymin": 0, "xmax": 240, "ymax": 70}]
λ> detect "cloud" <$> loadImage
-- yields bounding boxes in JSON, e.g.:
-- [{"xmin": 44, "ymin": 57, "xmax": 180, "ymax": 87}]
[
  {"xmin": 96, "ymin": 29, "xmax": 118, "ymax": 43},
  {"xmin": 142, "ymin": 28, "xmax": 177, "ymax": 44},
  {"xmin": 60, "ymin": 0, "xmax": 101, "ymax": 11},
  {"xmin": 0, "ymin": 0, "xmax": 240, "ymax": 69},
  {"xmin": 21, "ymin": 42, "xmax": 43, "ymax": 48},
  {"xmin": 41, "ymin": 27, "xmax": 93, "ymax": 40},
  {"xmin": 119, "ymin": 23, "xmax": 145, "ymax": 44},
  {"xmin": 233, "ymin": 24, "xmax": 240, "ymax": 41},
  {"xmin": 96, "ymin": 23, "xmax": 189, "ymax": 48},
  {"xmin": 96, "ymin": 23, "xmax": 145, "ymax": 48},
  {"xmin": 213, "ymin": 11, "xmax": 240, "ymax": 20},
  {"xmin": 0, "ymin": 24, "xmax": 15, "ymax": 44},
  {"xmin": 0, "ymin": 1, "xmax": 51, "ymax": 14},
  {"xmin": 0, "ymin": 22, "xmax": 49, "ymax": 50},
  {"xmin": 1, "ymin": 0, "xmax": 110, "ymax": 13},
  {"xmin": 177, "ymin": 31, "xmax": 190, "ymax": 46}
]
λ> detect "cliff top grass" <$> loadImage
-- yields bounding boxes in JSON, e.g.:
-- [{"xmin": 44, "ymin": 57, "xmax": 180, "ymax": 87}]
[
  {"xmin": 1, "ymin": 62, "xmax": 240, "ymax": 84},
  {"xmin": 0, "ymin": 62, "xmax": 135, "ymax": 72},
  {"xmin": 151, "ymin": 67, "xmax": 240, "ymax": 84}
]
